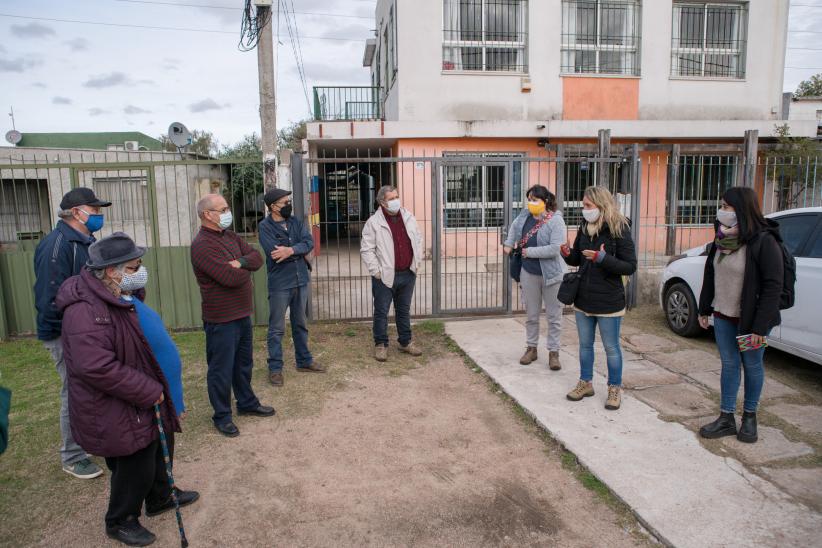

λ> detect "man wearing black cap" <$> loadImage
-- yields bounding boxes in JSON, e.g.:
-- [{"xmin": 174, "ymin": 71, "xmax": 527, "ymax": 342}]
[
  {"xmin": 33, "ymin": 187, "xmax": 110, "ymax": 479},
  {"xmin": 259, "ymin": 188, "xmax": 325, "ymax": 387}
]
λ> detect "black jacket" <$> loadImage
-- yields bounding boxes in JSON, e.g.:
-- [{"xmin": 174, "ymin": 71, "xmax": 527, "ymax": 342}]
[
  {"xmin": 563, "ymin": 222, "xmax": 637, "ymax": 314},
  {"xmin": 698, "ymin": 219, "xmax": 784, "ymax": 336}
]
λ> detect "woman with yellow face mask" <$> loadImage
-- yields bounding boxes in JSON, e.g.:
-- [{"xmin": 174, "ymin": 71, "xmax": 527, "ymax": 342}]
[{"xmin": 504, "ymin": 185, "xmax": 568, "ymax": 370}]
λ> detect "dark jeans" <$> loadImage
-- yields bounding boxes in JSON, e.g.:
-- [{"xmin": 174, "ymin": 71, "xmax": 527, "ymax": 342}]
[
  {"xmin": 204, "ymin": 316, "xmax": 261, "ymax": 425},
  {"xmin": 372, "ymin": 270, "xmax": 416, "ymax": 347},
  {"xmin": 104, "ymin": 435, "xmax": 173, "ymax": 528},
  {"xmin": 267, "ymin": 285, "xmax": 313, "ymax": 372}
]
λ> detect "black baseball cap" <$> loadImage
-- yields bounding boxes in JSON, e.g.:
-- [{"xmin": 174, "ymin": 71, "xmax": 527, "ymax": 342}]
[
  {"xmin": 263, "ymin": 188, "xmax": 292, "ymax": 207},
  {"xmin": 87, "ymin": 232, "xmax": 146, "ymax": 269},
  {"xmin": 60, "ymin": 187, "xmax": 112, "ymax": 210}
]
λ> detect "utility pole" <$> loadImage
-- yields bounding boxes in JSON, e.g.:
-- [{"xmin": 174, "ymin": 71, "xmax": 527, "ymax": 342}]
[{"xmin": 255, "ymin": 1, "xmax": 278, "ymax": 189}]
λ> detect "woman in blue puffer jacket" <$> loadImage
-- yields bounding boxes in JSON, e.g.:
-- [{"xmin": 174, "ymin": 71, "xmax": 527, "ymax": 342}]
[{"xmin": 504, "ymin": 185, "xmax": 568, "ymax": 370}]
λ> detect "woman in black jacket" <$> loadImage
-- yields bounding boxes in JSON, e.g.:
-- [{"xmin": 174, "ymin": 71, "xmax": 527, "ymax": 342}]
[
  {"xmin": 698, "ymin": 187, "xmax": 784, "ymax": 444},
  {"xmin": 561, "ymin": 186, "xmax": 637, "ymax": 410}
]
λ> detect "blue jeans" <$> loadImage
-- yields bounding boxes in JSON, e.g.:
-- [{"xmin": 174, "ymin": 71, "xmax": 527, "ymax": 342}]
[
  {"xmin": 714, "ymin": 317, "xmax": 767, "ymax": 413},
  {"xmin": 267, "ymin": 285, "xmax": 313, "ymax": 372},
  {"xmin": 575, "ymin": 312, "xmax": 624, "ymax": 386},
  {"xmin": 372, "ymin": 271, "xmax": 416, "ymax": 347},
  {"xmin": 204, "ymin": 317, "xmax": 261, "ymax": 425}
]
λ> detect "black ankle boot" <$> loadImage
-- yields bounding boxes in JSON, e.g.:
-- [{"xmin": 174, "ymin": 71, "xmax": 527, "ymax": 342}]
[
  {"xmin": 737, "ymin": 411, "xmax": 758, "ymax": 443},
  {"xmin": 699, "ymin": 412, "xmax": 737, "ymax": 439}
]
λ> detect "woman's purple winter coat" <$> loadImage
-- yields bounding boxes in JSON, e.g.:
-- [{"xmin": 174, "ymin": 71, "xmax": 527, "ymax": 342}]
[{"xmin": 55, "ymin": 269, "xmax": 181, "ymax": 458}]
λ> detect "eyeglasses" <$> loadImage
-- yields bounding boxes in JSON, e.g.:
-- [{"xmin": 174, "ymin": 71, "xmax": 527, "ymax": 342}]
[{"xmin": 208, "ymin": 207, "xmax": 230, "ymax": 214}]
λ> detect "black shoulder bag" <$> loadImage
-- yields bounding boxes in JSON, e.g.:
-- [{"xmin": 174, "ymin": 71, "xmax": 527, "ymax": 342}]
[{"xmin": 557, "ymin": 258, "xmax": 588, "ymax": 306}]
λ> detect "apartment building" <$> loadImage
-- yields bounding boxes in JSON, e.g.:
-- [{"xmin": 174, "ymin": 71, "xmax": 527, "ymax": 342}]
[{"xmin": 305, "ymin": 0, "xmax": 819, "ymax": 273}]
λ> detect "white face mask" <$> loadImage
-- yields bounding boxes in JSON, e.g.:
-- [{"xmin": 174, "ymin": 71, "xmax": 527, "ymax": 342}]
[
  {"xmin": 218, "ymin": 211, "xmax": 233, "ymax": 229},
  {"xmin": 385, "ymin": 199, "xmax": 401, "ymax": 214},
  {"xmin": 717, "ymin": 209, "xmax": 737, "ymax": 228},
  {"xmin": 582, "ymin": 208, "xmax": 601, "ymax": 223},
  {"xmin": 119, "ymin": 265, "xmax": 148, "ymax": 292}
]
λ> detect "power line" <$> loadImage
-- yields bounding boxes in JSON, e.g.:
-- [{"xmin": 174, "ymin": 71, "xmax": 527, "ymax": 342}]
[
  {"xmin": 788, "ymin": 47, "xmax": 822, "ymax": 51},
  {"xmin": 0, "ymin": 12, "xmax": 364, "ymax": 41},
  {"xmin": 280, "ymin": 0, "xmax": 312, "ymax": 117},
  {"xmin": 111, "ymin": 0, "xmax": 372, "ymax": 19},
  {"xmin": 789, "ymin": 29, "xmax": 822, "ymax": 34},
  {"xmin": 785, "ymin": 67, "xmax": 822, "ymax": 70}
]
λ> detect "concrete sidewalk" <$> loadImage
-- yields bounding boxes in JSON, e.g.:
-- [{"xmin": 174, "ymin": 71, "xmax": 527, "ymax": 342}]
[{"xmin": 445, "ymin": 317, "xmax": 822, "ymax": 548}]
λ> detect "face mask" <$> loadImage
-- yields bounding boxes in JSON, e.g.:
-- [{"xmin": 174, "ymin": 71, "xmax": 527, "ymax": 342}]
[
  {"xmin": 582, "ymin": 208, "xmax": 601, "ymax": 224},
  {"xmin": 218, "ymin": 211, "xmax": 233, "ymax": 230},
  {"xmin": 527, "ymin": 200, "xmax": 546, "ymax": 216},
  {"xmin": 386, "ymin": 199, "xmax": 401, "ymax": 214},
  {"xmin": 717, "ymin": 209, "xmax": 737, "ymax": 228},
  {"xmin": 79, "ymin": 209, "xmax": 105, "ymax": 233},
  {"xmin": 118, "ymin": 265, "xmax": 148, "ymax": 292},
  {"xmin": 279, "ymin": 204, "xmax": 293, "ymax": 219}
]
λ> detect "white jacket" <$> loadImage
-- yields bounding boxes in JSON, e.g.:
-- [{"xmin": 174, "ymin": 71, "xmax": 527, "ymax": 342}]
[{"xmin": 360, "ymin": 208, "xmax": 423, "ymax": 288}]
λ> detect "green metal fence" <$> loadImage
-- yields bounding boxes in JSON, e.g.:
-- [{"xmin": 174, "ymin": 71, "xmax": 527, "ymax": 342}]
[{"xmin": 0, "ymin": 158, "xmax": 271, "ymax": 338}]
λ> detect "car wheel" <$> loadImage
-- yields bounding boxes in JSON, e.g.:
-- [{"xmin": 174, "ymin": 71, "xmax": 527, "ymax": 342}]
[{"xmin": 664, "ymin": 282, "xmax": 702, "ymax": 337}]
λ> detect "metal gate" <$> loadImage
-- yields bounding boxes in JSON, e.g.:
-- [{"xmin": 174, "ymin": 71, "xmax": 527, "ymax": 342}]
[{"xmin": 304, "ymin": 146, "xmax": 641, "ymax": 321}]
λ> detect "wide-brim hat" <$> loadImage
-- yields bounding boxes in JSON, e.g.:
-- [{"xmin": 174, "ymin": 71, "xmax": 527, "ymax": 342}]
[{"xmin": 87, "ymin": 232, "xmax": 146, "ymax": 269}]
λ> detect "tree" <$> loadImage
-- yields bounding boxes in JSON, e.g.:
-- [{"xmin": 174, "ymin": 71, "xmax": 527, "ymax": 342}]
[
  {"xmin": 277, "ymin": 119, "xmax": 308, "ymax": 153},
  {"xmin": 157, "ymin": 129, "xmax": 219, "ymax": 157},
  {"xmin": 766, "ymin": 124, "xmax": 822, "ymax": 211},
  {"xmin": 219, "ymin": 134, "xmax": 264, "ymax": 232},
  {"xmin": 794, "ymin": 73, "xmax": 822, "ymax": 98}
]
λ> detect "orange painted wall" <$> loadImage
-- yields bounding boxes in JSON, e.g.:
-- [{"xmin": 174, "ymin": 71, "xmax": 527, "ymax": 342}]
[{"xmin": 562, "ymin": 77, "xmax": 639, "ymax": 120}]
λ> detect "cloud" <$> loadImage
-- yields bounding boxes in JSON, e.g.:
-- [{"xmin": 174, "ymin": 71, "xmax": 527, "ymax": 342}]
[
  {"xmin": 162, "ymin": 58, "xmax": 181, "ymax": 71},
  {"xmin": 83, "ymin": 71, "xmax": 130, "ymax": 88},
  {"xmin": 88, "ymin": 107, "xmax": 109, "ymax": 116},
  {"xmin": 10, "ymin": 23, "xmax": 56, "ymax": 38},
  {"xmin": 0, "ymin": 56, "xmax": 42, "ymax": 73},
  {"xmin": 124, "ymin": 105, "xmax": 151, "ymax": 115},
  {"xmin": 32, "ymin": 82, "xmax": 47, "ymax": 88},
  {"xmin": 65, "ymin": 38, "xmax": 89, "ymax": 51},
  {"xmin": 52, "ymin": 96, "xmax": 72, "ymax": 105},
  {"xmin": 299, "ymin": 61, "xmax": 368, "ymax": 84},
  {"xmin": 189, "ymin": 98, "xmax": 229, "ymax": 112}
]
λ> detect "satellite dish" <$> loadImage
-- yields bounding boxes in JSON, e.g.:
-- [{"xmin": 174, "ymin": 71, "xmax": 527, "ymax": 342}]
[
  {"xmin": 5, "ymin": 130, "xmax": 22, "ymax": 145},
  {"xmin": 168, "ymin": 122, "xmax": 192, "ymax": 148}
]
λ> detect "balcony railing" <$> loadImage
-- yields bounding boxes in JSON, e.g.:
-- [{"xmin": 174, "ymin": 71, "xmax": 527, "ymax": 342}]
[{"xmin": 312, "ymin": 86, "xmax": 385, "ymax": 121}]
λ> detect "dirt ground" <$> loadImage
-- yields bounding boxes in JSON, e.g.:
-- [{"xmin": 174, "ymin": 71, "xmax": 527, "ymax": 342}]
[{"xmin": 32, "ymin": 350, "xmax": 646, "ymax": 547}]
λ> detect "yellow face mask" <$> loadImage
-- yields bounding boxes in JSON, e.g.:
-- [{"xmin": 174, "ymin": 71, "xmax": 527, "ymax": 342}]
[{"xmin": 527, "ymin": 201, "xmax": 546, "ymax": 216}]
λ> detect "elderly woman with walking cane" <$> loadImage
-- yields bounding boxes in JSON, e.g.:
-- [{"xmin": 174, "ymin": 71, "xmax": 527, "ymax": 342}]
[{"xmin": 56, "ymin": 232, "xmax": 198, "ymax": 547}]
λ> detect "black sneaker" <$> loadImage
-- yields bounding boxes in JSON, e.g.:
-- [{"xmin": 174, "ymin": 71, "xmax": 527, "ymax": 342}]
[
  {"xmin": 106, "ymin": 516, "xmax": 156, "ymax": 546},
  {"xmin": 146, "ymin": 488, "xmax": 200, "ymax": 517},
  {"xmin": 699, "ymin": 412, "xmax": 737, "ymax": 439}
]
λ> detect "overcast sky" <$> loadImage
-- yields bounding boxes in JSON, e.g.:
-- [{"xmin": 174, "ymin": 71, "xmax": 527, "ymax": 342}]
[{"xmin": 1, "ymin": 0, "xmax": 821, "ymax": 148}]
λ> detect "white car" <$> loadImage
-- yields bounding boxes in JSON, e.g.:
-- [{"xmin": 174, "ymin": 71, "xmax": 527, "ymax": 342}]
[{"xmin": 659, "ymin": 207, "xmax": 822, "ymax": 365}]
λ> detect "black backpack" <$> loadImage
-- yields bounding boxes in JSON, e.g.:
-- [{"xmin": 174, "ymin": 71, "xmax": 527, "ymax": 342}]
[{"xmin": 774, "ymin": 234, "xmax": 797, "ymax": 311}]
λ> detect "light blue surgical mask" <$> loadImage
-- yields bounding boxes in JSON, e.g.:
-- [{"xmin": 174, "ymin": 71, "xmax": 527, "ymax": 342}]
[{"xmin": 218, "ymin": 211, "xmax": 233, "ymax": 229}]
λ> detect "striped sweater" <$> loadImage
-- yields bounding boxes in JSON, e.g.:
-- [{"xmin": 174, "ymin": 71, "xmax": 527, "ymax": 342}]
[{"xmin": 190, "ymin": 226, "xmax": 263, "ymax": 324}]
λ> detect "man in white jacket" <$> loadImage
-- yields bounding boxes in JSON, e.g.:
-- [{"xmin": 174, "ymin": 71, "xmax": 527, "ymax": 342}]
[{"xmin": 360, "ymin": 185, "xmax": 424, "ymax": 362}]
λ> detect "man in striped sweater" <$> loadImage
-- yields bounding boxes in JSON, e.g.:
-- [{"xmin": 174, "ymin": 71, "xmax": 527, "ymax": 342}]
[{"xmin": 191, "ymin": 194, "xmax": 275, "ymax": 437}]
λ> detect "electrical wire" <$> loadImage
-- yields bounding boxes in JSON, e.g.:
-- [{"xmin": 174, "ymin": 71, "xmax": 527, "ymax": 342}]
[
  {"xmin": 111, "ymin": 0, "xmax": 372, "ymax": 19},
  {"xmin": 280, "ymin": 0, "xmax": 312, "ymax": 116},
  {"xmin": 238, "ymin": 0, "xmax": 272, "ymax": 52}
]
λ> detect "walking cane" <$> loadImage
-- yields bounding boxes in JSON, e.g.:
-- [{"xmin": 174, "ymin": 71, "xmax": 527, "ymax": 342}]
[{"xmin": 154, "ymin": 403, "xmax": 189, "ymax": 548}]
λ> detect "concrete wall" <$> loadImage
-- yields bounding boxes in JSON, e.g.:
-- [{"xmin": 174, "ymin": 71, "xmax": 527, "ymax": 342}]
[
  {"xmin": 372, "ymin": 0, "xmax": 788, "ymax": 123},
  {"xmin": 789, "ymin": 99, "xmax": 822, "ymax": 121}
]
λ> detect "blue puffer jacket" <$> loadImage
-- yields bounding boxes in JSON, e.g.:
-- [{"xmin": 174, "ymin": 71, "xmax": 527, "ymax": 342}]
[
  {"xmin": 33, "ymin": 221, "xmax": 95, "ymax": 341},
  {"xmin": 505, "ymin": 209, "xmax": 568, "ymax": 285}
]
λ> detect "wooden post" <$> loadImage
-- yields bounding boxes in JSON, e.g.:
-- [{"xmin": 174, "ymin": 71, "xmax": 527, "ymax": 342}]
[
  {"xmin": 665, "ymin": 144, "xmax": 681, "ymax": 256},
  {"xmin": 742, "ymin": 129, "xmax": 759, "ymax": 188},
  {"xmin": 598, "ymin": 129, "xmax": 611, "ymax": 187}
]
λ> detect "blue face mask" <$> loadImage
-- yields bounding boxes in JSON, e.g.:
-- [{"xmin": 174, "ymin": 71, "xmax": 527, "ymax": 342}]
[{"xmin": 79, "ymin": 209, "xmax": 105, "ymax": 233}]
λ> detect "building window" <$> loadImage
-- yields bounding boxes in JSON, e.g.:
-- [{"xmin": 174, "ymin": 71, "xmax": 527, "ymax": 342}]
[
  {"xmin": 0, "ymin": 179, "xmax": 50, "ymax": 243},
  {"xmin": 442, "ymin": 152, "xmax": 525, "ymax": 228},
  {"xmin": 93, "ymin": 177, "xmax": 149, "ymax": 224},
  {"xmin": 676, "ymin": 155, "xmax": 738, "ymax": 225},
  {"xmin": 443, "ymin": 0, "xmax": 529, "ymax": 73},
  {"xmin": 671, "ymin": 2, "xmax": 748, "ymax": 79},
  {"xmin": 561, "ymin": 0, "xmax": 641, "ymax": 76}
]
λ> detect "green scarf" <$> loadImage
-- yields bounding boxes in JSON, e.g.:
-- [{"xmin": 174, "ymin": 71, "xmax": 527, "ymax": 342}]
[{"xmin": 715, "ymin": 226, "xmax": 742, "ymax": 263}]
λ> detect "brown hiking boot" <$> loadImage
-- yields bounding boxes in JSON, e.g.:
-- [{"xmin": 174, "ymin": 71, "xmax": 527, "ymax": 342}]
[
  {"xmin": 566, "ymin": 380, "xmax": 595, "ymax": 401},
  {"xmin": 375, "ymin": 345, "xmax": 388, "ymax": 362},
  {"xmin": 605, "ymin": 385, "xmax": 622, "ymax": 410},
  {"xmin": 297, "ymin": 362, "xmax": 326, "ymax": 373},
  {"xmin": 268, "ymin": 372, "xmax": 283, "ymax": 386},
  {"xmin": 548, "ymin": 351, "xmax": 561, "ymax": 371},
  {"xmin": 399, "ymin": 342, "xmax": 423, "ymax": 356},
  {"xmin": 519, "ymin": 347, "xmax": 537, "ymax": 365}
]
